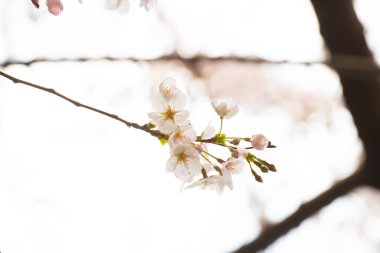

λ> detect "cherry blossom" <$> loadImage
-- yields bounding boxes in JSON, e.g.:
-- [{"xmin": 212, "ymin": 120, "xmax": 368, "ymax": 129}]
[
  {"xmin": 140, "ymin": 0, "xmax": 157, "ymax": 11},
  {"xmin": 186, "ymin": 174, "xmax": 233, "ymax": 195},
  {"xmin": 222, "ymin": 157, "xmax": 245, "ymax": 174},
  {"xmin": 105, "ymin": 0, "xmax": 156, "ymax": 13},
  {"xmin": 148, "ymin": 104, "xmax": 189, "ymax": 135},
  {"xmin": 168, "ymin": 125, "xmax": 197, "ymax": 149},
  {"xmin": 166, "ymin": 146, "xmax": 202, "ymax": 182},
  {"xmin": 250, "ymin": 134, "xmax": 269, "ymax": 150},
  {"xmin": 105, "ymin": 0, "xmax": 130, "ymax": 14},
  {"xmin": 211, "ymin": 97, "xmax": 239, "ymax": 119},
  {"xmin": 148, "ymin": 80, "xmax": 189, "ymax": 134},
  {"xmin": 159, "ymin": 77, "xmax": 179, "ymax": 99}
]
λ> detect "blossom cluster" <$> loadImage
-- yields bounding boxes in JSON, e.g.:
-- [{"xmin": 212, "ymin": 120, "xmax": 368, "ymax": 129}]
[
  {"xmin": 105, "ymin": 0, "xmax": 157, "ymax": 13},
  {"xmin": 31, "ymin": 0, "xmax": 157, "ymax": 16},
  {"xmin": 148, "ymin": 78, "xmax": 276, "ymax": 194}
]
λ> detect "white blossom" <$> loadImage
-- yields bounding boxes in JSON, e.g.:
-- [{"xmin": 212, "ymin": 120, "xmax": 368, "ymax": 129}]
[
  {"xmin": 148, "ymin": 89, "xmax": 190, "ymax": 134},
  {"xmin": 148, "ymin": 107, "xmax": 189, "ymax": 135},
  {"xmin": 155, "ymin": 78, "xmax": 187, "ymax": 111},
  {"xmin": 159, "ymin": 77, "xmax": 179, "ymax": 99},
  {"xmin": 139, "ymin": 0, "xmax": 157, "ymax": 11},
  {"xmin": 166, "ymin": 146, "xmax": 201, "ymax": 182},
  {"xmin": 149, "ymin": 79, "xmax": 189, "ymax": 134},
  {"xmin": 105, "ymin": 0, "xmax": 156, "ymax": 13},
  {"xmin": 105, "ymin": 0, "xmax": 130, "ymax": 13},
  {"xmin": 250, "ymin": 134, "xmax": 269, "ymax": 150},
  {"xmin": 222, "ymin": 157, "xmax": 245, "ymax": 174},
  {"xmin": 186, "ymin": 174, "xmax": 233, "ymax": 195},
  {"xmin": 168, "ymin": 125, "xmax": 197, "ymax": 149},
  {"xmin": 211, "ymin": 97, "xmax": 239, "ymax": 119}
]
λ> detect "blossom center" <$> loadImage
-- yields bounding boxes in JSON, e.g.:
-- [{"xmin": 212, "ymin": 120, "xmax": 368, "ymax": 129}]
[
  {"xmin": 177, "ymin": 152, "xmax": 188, "ymax": 162},
  {"xmin": 163, "ymin": 87, "xmax": 175, "ymax": 97},
  {"xmin": 174, "ymin": 130, "xmax": 185, "ymax": 142},
  {"xmin": 162, "ymin": 105, "xmax": 176, "ymax": 120}
]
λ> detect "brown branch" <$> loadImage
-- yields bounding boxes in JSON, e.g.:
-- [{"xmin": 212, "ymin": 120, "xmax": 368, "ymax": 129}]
[
  {"xmin": 0, "ymin": 70, "xmax": 166, "ymax": 139},
  {"xmin": 234, "ymin": 168, "xmax": 366, "ymax": 253},
  {"xmin": 0, "ymin": 55, "xmax": 321, "ymax": 68},
  {"xmin": 1, "ymin": 54, "xmax": 379, "ymax": 74},
  {"xmin": 235, "ymin": 0, "xmax": 380, "ymax": 252}
]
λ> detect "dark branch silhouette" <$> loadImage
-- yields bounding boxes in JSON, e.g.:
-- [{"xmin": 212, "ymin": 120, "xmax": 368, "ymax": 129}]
[
  {"xmin": 234, "ymin": 0, "xmax": 380, "ymax": 252},
  {"xmin": 235, "ymin": 169, "xmax": 366, "ymax": 253}
]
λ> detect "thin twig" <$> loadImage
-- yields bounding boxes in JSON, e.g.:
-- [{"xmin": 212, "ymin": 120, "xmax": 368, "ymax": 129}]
[{"xmin": 0, "ymin": 70, "xmax": 166, "ymax": 139}]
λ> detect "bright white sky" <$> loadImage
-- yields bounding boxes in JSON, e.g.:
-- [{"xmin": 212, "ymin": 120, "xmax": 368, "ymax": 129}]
[{"xmin": 0, "ymin": 0, "xmax": 379, "ymax": 253}]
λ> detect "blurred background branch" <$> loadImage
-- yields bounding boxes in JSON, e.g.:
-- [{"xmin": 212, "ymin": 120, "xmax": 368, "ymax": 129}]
[{"xmin": 1, "ymin": 54, "xmax": 379, "ymax": 75}]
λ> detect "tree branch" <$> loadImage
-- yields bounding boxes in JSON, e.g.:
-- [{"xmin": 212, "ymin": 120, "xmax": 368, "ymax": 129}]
[
  {"xmin": 234, "ymin": 168, "xmax": 366, "ymax": 253},
  {"xmin": 1, "ymin": 54, "xmax": 379, "ymax": 75},
  {"xmin": 0, "ymin": 70, "xmax": 166, "ymax": 139},
  {"xmin": 0, "ymin": 55, "xmax": 321, "ymax": 68},
  {"xmin": 235, "ymin": 0, "xmax": 380, "ymax": 252}
]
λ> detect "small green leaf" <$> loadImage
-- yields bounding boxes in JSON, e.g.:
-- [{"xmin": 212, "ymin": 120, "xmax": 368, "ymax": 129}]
[
  {"xmin": 159, "ymin": 138, "xmax": 167, "ymax": 145},
  {"xmin": 147, "ymin": 122, "xmax": 156, "ymax": 129}
]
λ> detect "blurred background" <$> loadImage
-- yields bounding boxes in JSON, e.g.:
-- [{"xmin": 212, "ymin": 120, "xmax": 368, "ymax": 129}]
[{"xmin": 0, "ymin": 0, "xmax": 379, "ymax": 252}]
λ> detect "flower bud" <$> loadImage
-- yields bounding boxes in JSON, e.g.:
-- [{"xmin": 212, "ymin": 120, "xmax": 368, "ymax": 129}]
[
  {"xmin": 250, "ymin": 134, "xmax": 269, "ymax": 150},
  {"xmin": 46, "ymin": 0, "xmax": 63, "ymax": 15},
  {"xmin": 230, "ymin": 138, "xmax": 240, "ymax": 145}
]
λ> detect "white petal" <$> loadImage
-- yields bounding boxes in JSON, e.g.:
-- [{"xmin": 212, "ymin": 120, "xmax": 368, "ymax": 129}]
[
  {"xmin": 147, "ymin": 111, "xmax": 162, "ymax": 120},
  {"xmin": 150, "ymin": 93, "xmax": 168, "ymax": 111},
  {"xmin": 224, "ymin": 105, "xmax": 239, "ymax": 119},
  {"xmin": 184, "ymin": 146, "xmax": 200, "ymax": 159},
  {"xmin": 174, "ymin": 162, "xmax": 194, "ymax": 182},
  {"xmin": 117, "ymin": 0, "xmax": 130, "ymax": 13},
  {"xmin": 166, "ymin": 155, "xmax": 178, "ymax": 172},
  {"xmin": 105, "ymin": 0, "xmax": 120, "ymax": 10},
  {"xmin": 173, "ymin": 110, "xmax": 190, "ymax": 126},
  {"xmin": 169, "ymin": 92, "xmax": 186, "ymax": 110},
  {"xmin": 201, "ymin": 126, "xmax": 216, "ymax": 139},
  {"xmin": 159, "ymin": 77, "xmax": 177, "ymax": 98},
  {"xmin": 184, "ymin": 126, "xmax": 197, "ymax": 142},
  {"xmin": 170, "ymin": 145, "xmax": 186, "ymax": 155},
  {"xmin": 140, "ymin": 0, "xmax": 157, "ymax": 11},
  {"xmin": 187, "ymin": 158, "xmax": 202, "ymax": 174},
  {"xmin": 157, "ymin": 120, "xmax": 176, "ymax": 135},
  {"xmin": 185, "ymin": 179, "xmax": 205, "ymax": 190}
]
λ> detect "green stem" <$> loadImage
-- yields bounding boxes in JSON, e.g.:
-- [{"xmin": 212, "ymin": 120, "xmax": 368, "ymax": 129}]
[
  {"xmin": 246, "ymin": 158, "xmax": 263, "ymax": 183},
  {"xmin": 200, "ymin": 153, "xmax": 212, "ymax": 164},
  {"xmin": 219, "ymin": 117, "xmax": 224, "ymax": 134},
  {"xmin": 203, "ymin": 150, "xmax": 223, "ymax": 163}
]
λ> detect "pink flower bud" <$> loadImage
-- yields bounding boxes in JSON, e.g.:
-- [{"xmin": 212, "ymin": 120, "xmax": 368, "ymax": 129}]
[
  {"xmin": 46, "ymin": 0, "xmax": 63, "ymax": 16},
  {"xmin": 250, "ymin": 134, "xmax": 268, "ymax": 150}
]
